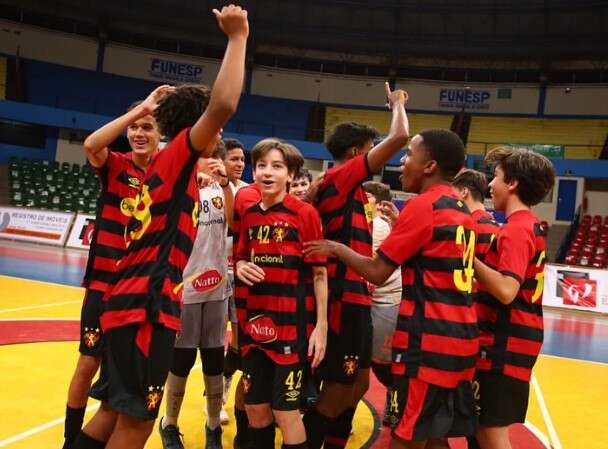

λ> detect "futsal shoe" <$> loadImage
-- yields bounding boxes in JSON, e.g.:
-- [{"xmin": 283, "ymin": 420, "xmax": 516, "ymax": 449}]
[
  {"xmin": 205, "ymin": 424, "xmax": 223, "ymax": 449},
  {"xmin": 159, "ymin": 418, "xmax": 184, "ymax": 449}
]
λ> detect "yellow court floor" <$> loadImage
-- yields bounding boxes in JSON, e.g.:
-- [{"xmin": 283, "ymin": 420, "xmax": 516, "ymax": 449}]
[{"xmin": 1, "ymin": 275, "xmax": 607, "ymax": 449}]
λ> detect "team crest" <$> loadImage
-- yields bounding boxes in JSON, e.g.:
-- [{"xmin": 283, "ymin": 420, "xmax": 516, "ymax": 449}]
[
  {"xmin": 242, "ymin": 374, "xmax": 252, "ymax": 394},
  {"xmin": 343, "ymin": 355, "xmax": 359, "ymax": 376},
  {"xmin": 211, "ymin": 196, "xmax": 224, "ymax": 210},
  {"xmin": 82, "ymin": 327, "xmax": 101, "ymax": 348},
  {"xmin": 145, "ymin": 385, "xmax": 164, "ymax": 412},
  {"xmin": 272, "ymin": 221, "xmax": 289, "ymax": 243}
]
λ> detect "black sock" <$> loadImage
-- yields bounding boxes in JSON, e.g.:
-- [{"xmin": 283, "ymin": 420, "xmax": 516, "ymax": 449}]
[
  {"xmin": 303, "ymin": 408, "xmax": 331, "ymax": 449},
  {"xmin": 234, "ymin": 406, "xmax": 250, "ymax": 446},
  {"xmin": 324, "ymin": 408, "xmax": 356, "ymax": 449},
  {"xmin": 282, "ymin": 443, "xmax": 307, "ymax": 449},
  {"xmin": 249, "ymin": 424, "xmax": 275, "ymax": 449},
  {"xmin": 62, "ymin": 405, "xmax": 86, "ymax": 449},
  {"xmin": 70, "ymin": 432, "xmax": 105, "ymax": 449},
  {"xmin": 467, "ymin": 435, "xmax": 482, "ymax": 449}
]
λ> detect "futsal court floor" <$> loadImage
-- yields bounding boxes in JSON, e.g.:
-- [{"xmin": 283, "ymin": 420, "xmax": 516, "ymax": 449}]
[{"xmin": 1, "ymin": 240, "xmax": 607, "ymax": 449}]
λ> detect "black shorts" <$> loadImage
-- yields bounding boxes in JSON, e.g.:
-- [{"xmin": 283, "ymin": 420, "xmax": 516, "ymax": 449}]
[
  {"xmin": 79, "ymin": 289, "xmax": 104, "ymax": 356},
  {"xmin": 388, "ymin": 376, "xmax": 478, "ymax": 442},
  {"xmin": 241, "ymin": 348, "xmax": 306, "ymax": 411},
  {"xmin": 90, "ymin": 323, "xmax": 176, "ymax": 420},
  {"xmin": 473, "ymin": 371, "xmax": 530, "ymax": 427},
  {"xmin": 317, "ymin": 301, "xmax": 372, "ymax": 384}
]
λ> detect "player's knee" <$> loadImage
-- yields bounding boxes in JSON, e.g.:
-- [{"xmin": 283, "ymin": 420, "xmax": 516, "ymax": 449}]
[
  {"xmin": 245, "ymin": 403, "xmax": 274, "ymax": 427},
  {"xmin": 201, "ymin": 346, "xmax": 224, "ymax": 376},
  {"xmin": 76, "ymin": 354, "xmax": 101, "ymax": 380},
  {"xmin": 273, "ymin": 409, "xmax": 301, "ymax": 430},
  {"xmin": 170, "ymin": 348, "xmax": 197, "ymax": 377}
]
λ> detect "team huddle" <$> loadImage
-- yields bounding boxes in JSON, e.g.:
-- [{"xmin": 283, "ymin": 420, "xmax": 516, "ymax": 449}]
[{"xmin": 59, "ymin": 5, "xmax": 556, "ymax": 449}]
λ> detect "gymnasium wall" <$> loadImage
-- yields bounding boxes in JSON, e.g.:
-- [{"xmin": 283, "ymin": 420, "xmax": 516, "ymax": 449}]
[
  {"xmin": 585, "ymin": 191, "xmax": 608, "ymax": 217},
  {"xmin": 545, "ymin": 86, "xmax": 608, "ymax": 117},
  {"xmin": 0, "ymin": 19, "xmax": 97, "ymax": 70}
]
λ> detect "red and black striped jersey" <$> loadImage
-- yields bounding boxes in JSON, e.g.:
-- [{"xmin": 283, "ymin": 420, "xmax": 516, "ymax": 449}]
[
  {"xmin": 471, "ymin": 209, "xmax": 499, "ymax": 262},
  {"xmin": 100, "ymin": 128, "xmax": 201, "ymax": 334},
  {"xmin": 475, "ymin": 209, "xmax": 546, "ymax": 382},
  {"xmin": 316, "ymin": 154, "xmax": 373, "ymax": 316},
  {"xmin": 377, "ymin": 184, "xmax": 479, "ymax": 389},
  {"xmin": 235, "ymin": 194, "xmax": 325, "ymax": 365},
  {"xmin": 83, "ymin": 151, "xmax": 149, "ymax": 292}
]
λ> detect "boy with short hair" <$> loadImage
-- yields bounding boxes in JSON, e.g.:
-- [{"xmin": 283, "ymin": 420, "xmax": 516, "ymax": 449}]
[
  {"xmin": 71, "ymin": 6, "xmax": 249, "ymax": 449},
  {"xmin": 62, "ymin": 91, "xmax": 164, "ymax": 449},
  {"xmin": 452, "ymin": 169, "xmax": 499, "ymax": 261},
  {"xmin": 304, "ymin": 84, "xmax": 409, "ymax": 449},
  {"xmin": 235, "ymin": 139, "xmax": 328, "ymax": 449},
  {"xmin": 471, "ymin": 147, "xmax": 555, "ymax": 449},
  {"xmin": 289, "ymin": 168, "xmax": 313, "ymax": 201},
  {"xmin": 304, "ymin": 129, "xmax": 479, "ymax": 449}
]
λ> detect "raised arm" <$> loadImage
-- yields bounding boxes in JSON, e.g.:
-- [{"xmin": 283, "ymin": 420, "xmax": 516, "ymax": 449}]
[
  {"xmin": 190, "ymin": 5, "xmax": 249, "ymax": 155},
  {"xmin": 366, "ymin": 83, "xmax": 410, "ymax": 174},
  {"xmin": 83, "ymin": 85, "xmax": 172, "ymax": 167}
]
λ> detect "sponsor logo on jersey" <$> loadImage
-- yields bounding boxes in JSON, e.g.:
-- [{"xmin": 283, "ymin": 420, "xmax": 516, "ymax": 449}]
[
  {"xmin": 190, "ymin": 269, "xmax": 224, "ymax": 293},
  {"xmin": 246, "ymin": 315, "xmax": 278, "ymax": 343}
]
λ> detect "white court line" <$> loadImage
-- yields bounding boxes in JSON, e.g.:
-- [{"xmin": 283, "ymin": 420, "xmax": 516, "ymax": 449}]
[
  {"xmin": 524, "ymin": 421, "xmax": 552, "ymax": 449},
  {"xmin": 531, "ymin": 372, "xmax": 563, "ymax": 449},
  {"xmin": 0, "ymin": 404, "xmax": 100, "ymax": 447},
  {"xmin": 542, "ymin": 353, "xmax": 608, "ymax": 367},
  {"xmin": 0, "ymin": 300, "xmax": 82, "ymax": 314},
  {"xmin": 0, "ymin": 363, "xmax": 202, "ymax": 447}
]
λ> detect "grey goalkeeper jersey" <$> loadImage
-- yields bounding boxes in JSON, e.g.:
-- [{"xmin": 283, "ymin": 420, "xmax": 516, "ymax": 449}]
[{"xmin": 182, "ymin": 182, "xmax": 232, "ymax": 304}]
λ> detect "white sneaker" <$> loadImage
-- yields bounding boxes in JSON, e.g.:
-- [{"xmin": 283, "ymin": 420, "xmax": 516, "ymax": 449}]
[{"xmin": 220, "ymin": 407, "xmax": 230, "ymax": 425}]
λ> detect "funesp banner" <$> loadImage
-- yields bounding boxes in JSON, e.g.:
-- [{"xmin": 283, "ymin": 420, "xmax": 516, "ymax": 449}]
[
  {"xmin": 0, "ymin": 206, "xmax": 74, "ymax": 246},
  {"xmin": 65, "ymin": 213, "xmax": 96, "ymax": 249},
  {"xmin": 543, "ymin": 263, "xmax": 608, "ymax": 314}
]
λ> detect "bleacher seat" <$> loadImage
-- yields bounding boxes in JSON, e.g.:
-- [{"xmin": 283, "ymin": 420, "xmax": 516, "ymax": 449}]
[
  {"xmin": 562, "ymin": 214, "xmax": 608, "ymax": 268},
  {"xmin": 7, "ymin": 158, "xmax": 101, "ymax": 214}
]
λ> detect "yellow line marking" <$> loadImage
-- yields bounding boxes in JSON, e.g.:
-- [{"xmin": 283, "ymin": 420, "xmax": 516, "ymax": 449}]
[{"xmin": 531, "ymin": 372, "xmax": 562, "ymax": 449}]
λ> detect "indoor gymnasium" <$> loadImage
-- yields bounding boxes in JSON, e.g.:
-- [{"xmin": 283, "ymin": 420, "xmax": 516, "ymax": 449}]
[{"xmin": 0, "ymin": 2, "xmax": 607, "ymax": 449}]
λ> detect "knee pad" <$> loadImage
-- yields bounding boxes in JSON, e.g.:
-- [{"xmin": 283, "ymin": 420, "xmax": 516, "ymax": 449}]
[
  {"xmin": 170, "ymin": 348, "xmax": 197, "ymax": 377},
  {"xmin": 200, "ymin": 346, "xmax": 224, "ymax": 376}
]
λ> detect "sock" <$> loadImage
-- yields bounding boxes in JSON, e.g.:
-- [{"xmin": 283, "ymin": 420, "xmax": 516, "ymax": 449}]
[
  {"xmin": 62, "ymin": 405, "xmax": 86, "ymax": 449},
  {"xmin": 70, "ymin": 432, "xmax": 105, "ymax": 449},
  {"xmin": 234, "ymin": 406, "xmax": 250, "ymax": 446},
  {"xmin": 223, "ymin": 375, "xmax": 233, "ymax": 404},
  {"xmin": 204, "ymin": 373, "xmax": 224, "ymax": 430},
  {"xmin": 282, "ymin": 443, "xmax": 307, "ymax": 449},
  {"xmin": 249, "ymin": 424, "xmax": 275, "ymax": 449},
  {"xmin": 163, "ymin": 373, "xmax": 188, "ymax": 427},
  {"xmin": 303, "ymin": 408, "xmax": 331, "ymax": 449},
  {"xmin": 467, "ymin": 436, "xmax": 482, "ymax": 449},
  {"xmin": 323, "ymin": 408, "xmax": 356, "ymax": 449}
]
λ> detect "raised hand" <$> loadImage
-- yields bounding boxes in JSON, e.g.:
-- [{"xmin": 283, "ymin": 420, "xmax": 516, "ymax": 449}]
[
  {"xmin": 377, "ymin": 200, "xmax": 400, "ymax": 227},
  {"xmin": 141, "ymin": 84, "xmax": 174, "ymax": 114},
  {"xmin": 212, "ymin": 4, "xmax": 249, "ymax": 39},
  {"xmin": 384, "ymin": 82, "xmax": 408, "ymax": 110}
]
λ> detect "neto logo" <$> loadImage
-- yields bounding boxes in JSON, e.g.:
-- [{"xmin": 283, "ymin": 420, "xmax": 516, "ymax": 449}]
[{"xmin": 246, "ymin": 315, "xmax": 277, "ymax": 343}]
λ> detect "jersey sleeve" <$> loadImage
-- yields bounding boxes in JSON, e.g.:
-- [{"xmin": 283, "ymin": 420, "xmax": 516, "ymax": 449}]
[
  {"xmin": 496, "ymin": 223, "xmax": 535, "ymax": 284},
  {"xmin": 299, "ymin": 204, "xmax": 326, "ymax": 266},
  {"xmin": 234, "ymin": 208, "xmax": 251, "ymax": 263},
  {"xmin": 377, "ymin": 196, "xmax": 433, "ymax": 267},
  {"xmin": 324, "ymin": 154, "xmax": 371, "ymax": 196},
  {"xmin": 95, "ymin": 150, "xmax": 122, "ymax": 191}
]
